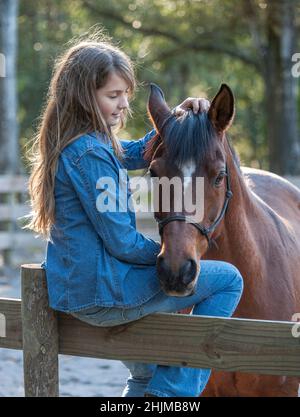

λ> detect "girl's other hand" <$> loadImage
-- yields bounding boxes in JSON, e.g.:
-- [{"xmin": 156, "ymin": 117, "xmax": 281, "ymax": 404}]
[{"xmin": 174, "ymin": 97, "xmax": 210, "ymax": 116}]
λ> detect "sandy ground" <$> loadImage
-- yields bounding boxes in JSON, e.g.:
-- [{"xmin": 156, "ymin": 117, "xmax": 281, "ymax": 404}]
[{"xmin": 0, "ymin": 270, "xmax": 130, "ymax": 397}]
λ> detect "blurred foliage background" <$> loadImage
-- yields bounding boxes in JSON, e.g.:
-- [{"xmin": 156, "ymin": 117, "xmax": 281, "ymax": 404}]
[{"xmin": 16, "ymin": 0, "xmax": 300, "ymax": 173}]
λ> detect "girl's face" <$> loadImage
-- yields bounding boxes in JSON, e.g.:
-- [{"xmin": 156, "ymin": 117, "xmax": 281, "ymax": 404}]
[{"xmin": 96, "ymin": 72, "xmax": 130, "ymax": 127}]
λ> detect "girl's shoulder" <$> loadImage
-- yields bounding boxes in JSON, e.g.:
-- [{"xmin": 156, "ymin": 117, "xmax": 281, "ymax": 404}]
[{"xmin": 61, "ymin": 132, "xmax": 113, "ymax": 163}]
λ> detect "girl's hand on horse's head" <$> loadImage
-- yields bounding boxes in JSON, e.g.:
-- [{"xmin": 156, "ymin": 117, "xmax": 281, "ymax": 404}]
[{"xmin": 174, "ymin": 98, "xmax": 210, "ymax": 116}]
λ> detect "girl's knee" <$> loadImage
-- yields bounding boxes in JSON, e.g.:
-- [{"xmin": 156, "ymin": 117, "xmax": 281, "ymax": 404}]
[
  {"xmin": 216, "ymin": 261, "xmax": 244, "ymax": 295},
  {"xmin": 218, "ymin": 261, "xmax": 243, "ymax": 288},
  {"xmin": 200, "ymin": 260, "xmax": 243, "ymax": 288},
  {"xmin": 223, "ymin": 263, "xmax": 244, "ymax": 296},
  {"xmin": 231, "ymin": 266, "xmax": 244, "ymax": 292}
]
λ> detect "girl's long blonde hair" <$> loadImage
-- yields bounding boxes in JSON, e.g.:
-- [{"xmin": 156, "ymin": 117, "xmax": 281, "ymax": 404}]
[{"xmin": 24, "ymin": 33, "xmax": 136, "ymax": 240}]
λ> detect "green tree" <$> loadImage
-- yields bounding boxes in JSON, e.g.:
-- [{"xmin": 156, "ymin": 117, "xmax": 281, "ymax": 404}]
[
  {"xmin": 17, "ymin": 0, "xmax": 300, "ymax": 174},
  {"xmin": 81, "ymin": 0, "xmax": 300, "ymax": 174}
]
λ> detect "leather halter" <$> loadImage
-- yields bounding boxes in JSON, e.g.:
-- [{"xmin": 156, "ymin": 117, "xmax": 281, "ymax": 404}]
[{"xmin": 154, "ymin": 164, "xmax": 233, "ymax": 248}]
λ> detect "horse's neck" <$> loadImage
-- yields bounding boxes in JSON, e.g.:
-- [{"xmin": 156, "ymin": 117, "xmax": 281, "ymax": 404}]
[
  {"xmin": 212, "ymin": 140, "xmax": 264, "ymax": 264},
  {"xmin": 210, "ymin": 142, "xmax": 300, "ymax": 321},
  {"xmin": 224, "ymin": 139, "xmax": 257, "ymax": 215}
]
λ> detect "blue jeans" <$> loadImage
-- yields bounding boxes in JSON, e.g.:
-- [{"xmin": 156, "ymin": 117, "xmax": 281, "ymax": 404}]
[{"xmin": 71, "ymin": 260, "xmax": 243, "ymax": 397}]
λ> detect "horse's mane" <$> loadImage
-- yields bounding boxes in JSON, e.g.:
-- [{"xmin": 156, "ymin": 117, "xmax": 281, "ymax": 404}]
[{"xmin": 143, "ymin": 111, "xmax": 241, "ymax": 172}]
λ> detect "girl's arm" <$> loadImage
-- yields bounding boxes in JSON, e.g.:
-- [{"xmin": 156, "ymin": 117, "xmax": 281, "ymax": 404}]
[
  {"xmin": 67, "ymin": 145, "xmax": 161, "ymax": 265},
  {"xmin": 120, "ymin": 129, "xmax": 156, "ymax": 170}
]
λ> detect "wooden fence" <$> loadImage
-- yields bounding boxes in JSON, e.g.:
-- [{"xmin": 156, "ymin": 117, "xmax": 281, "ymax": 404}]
[
  {"xmin": 0, "ymin": 264, "xmax": 299, "ymax": 396},
  {"xmin": 0, "ymin": 175, "xmax": 45, "ymax": 267}
]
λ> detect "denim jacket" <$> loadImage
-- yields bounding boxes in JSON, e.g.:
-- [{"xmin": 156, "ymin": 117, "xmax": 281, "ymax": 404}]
[{"xmin": 41, "ymin": 130, "xmax": 162, "ymax": 312}]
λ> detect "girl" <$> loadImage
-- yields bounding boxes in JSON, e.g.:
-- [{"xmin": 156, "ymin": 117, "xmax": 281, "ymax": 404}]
[{"xmin": 25, "ymin": 36, "xmax": 243, "ymax": 397}]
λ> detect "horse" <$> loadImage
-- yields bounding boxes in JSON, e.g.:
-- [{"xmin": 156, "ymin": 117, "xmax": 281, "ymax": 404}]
[{"xmin": 143, "ymin": 83, "xmax": 300, "ymax": 397}]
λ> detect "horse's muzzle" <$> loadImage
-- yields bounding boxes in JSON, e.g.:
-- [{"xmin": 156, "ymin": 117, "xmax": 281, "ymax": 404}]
[{"xmin": 156, "ymin": 256, "xmax": 198, "ymax": 296}]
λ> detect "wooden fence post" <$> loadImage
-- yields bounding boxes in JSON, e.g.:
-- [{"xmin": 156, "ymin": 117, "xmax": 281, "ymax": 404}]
[{"xmin": 21, "ymin": 264, "xmax": 59, "ymax": 397}]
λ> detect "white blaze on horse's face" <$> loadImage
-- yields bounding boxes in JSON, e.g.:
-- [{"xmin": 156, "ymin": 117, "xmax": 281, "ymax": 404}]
[{"xmin": 179, "ymin": 160, "xmax": 196, "ymax": 198}]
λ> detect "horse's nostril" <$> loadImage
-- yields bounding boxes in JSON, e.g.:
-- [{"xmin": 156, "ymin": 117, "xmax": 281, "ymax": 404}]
[
  {"xmin": 181, "ymin": 259, "xmax": 197, "ymax": 285},
  {"xmin": 157, "ymin": 255, "xmax": 165, "ymax": 268},
  {"xmin": 157, "ymin": 256, "xmax": 167, "ymax": 276}
]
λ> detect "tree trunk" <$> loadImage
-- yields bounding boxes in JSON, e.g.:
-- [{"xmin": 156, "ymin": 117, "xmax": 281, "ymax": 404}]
[
  {"xmin": 265, "ymin": 0, "xmax": 300, "ymax": 175},
  {"xmin": 0, "ymin": 0, "xmax": 20, "ymax": 174}
]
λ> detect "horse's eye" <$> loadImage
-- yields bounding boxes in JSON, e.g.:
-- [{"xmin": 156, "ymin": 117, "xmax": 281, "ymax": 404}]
[{"xmin": 215, "ymin": 172, "xmax": 226, "ymax": 187}]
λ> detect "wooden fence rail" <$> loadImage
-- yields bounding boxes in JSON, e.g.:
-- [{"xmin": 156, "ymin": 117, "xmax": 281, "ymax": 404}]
[{"xmin": 0, "ymin": 264, "xmax": 299, "ymax": 396}]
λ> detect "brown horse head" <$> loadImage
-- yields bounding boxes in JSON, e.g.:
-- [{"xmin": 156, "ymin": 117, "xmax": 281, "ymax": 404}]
[{"xmin": 145, "ymin": 83, "xmax": 235, "ymax": 296}]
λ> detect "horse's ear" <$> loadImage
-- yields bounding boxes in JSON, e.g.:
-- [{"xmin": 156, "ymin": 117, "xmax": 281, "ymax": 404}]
[
  {"xmin": 147, "ymin": 83, "xmax": 172, "ymax": 133},
  {"xmin": 208, "ymin": 84, "xmax": 235, "ymax": 133}
]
